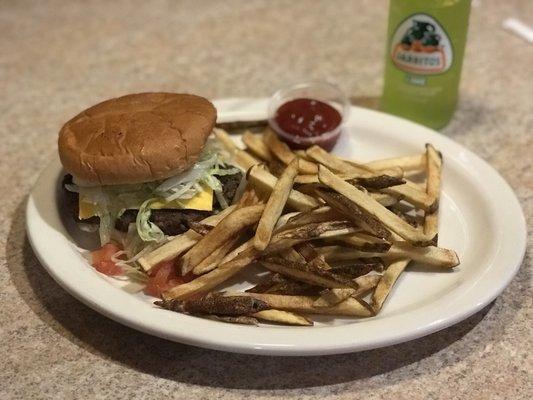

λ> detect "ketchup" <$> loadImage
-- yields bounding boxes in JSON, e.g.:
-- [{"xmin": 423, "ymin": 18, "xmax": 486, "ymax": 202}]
[{"xmin": 273, "ymin": 98, "xmax": 342, "ymax": 150}]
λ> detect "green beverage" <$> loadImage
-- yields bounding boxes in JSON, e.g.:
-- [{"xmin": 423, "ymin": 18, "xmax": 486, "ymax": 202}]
[{"xmin": 381, "ymin": 0, "xmax": 471, "ymax": 129}]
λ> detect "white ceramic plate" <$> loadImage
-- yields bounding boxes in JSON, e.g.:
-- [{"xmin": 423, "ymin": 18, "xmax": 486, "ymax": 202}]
[{"xmin": 26, "ymin": 98, "xmax": 526, "ymax": 356}]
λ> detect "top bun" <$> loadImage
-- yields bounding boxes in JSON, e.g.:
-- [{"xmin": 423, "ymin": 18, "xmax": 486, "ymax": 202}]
[{"xmin": 58, "ymin": 92, "xmax": 216, "ymax": 185}]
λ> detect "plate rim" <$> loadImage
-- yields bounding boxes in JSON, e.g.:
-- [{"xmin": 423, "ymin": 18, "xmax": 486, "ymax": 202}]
[{"xmin": 25, "ymin": 97, "xmax": 527, "ymax": 356}]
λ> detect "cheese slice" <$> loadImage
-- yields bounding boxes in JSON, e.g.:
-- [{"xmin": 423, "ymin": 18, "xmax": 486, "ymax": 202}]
[{"xmin": 78, "ymin": 186, "xmax": 214, "ymax": 219}]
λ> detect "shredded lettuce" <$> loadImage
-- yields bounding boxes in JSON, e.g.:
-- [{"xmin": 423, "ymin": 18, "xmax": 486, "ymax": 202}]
[{"xmin": 136, "ymin": 199, "xmax": 165, "ymax": 242}]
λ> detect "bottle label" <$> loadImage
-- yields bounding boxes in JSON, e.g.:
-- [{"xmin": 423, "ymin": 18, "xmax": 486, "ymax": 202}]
[{"xmin": 390, "ymin": 14, "xmax": 453, "ymax": 75}]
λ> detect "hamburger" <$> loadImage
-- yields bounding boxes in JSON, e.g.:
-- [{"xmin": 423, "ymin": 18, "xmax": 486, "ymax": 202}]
[{"xmin": 59, "ymin": 92, "xmax": 242, "ymax": 249}]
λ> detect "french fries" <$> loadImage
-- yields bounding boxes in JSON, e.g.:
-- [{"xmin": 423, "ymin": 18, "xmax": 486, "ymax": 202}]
[
  {"xmin": 254, "ymin": 159, "xmax": 299, "ymax": 250},
  {"xmin": 318, "ymin": 165, "xmax": 434, "ymax": 245},
  {"xmin": 138, "ymin": 132, "xmax": 456, "ymax": 326}
]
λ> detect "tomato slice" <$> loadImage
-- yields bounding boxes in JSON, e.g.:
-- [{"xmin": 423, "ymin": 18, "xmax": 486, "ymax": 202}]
[
  {"xmin": 144, "ymin": 260, "xmax": 195, "ymax": 298},
  {"xmin": 91, "ymin": 243, "xmax": 123, "ymax": 276}
]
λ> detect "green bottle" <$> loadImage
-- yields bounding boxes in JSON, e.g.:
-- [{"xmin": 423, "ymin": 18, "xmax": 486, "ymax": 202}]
[{"xmin": 381, "ymin": 0, "xmax": 471, "ymax": 129}]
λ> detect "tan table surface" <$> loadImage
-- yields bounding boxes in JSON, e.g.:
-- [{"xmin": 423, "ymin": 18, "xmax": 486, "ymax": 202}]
[{"xmin": 1, "ymin": 1, "xmax": 531, "ymax": 399}]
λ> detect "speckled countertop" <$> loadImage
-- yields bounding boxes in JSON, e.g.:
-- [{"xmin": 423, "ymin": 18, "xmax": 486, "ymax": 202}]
[{"xmin": 1, "ymin": 1, "xmax": 531, "ymax": 399}]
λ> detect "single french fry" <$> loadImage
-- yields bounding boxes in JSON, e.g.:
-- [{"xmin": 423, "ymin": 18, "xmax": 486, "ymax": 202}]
[
  {"xmin": 382, "ymin": 181, "xmax": 434, "ymax": 211},
  {"xmin": 372, "ymin": 259, "xmax": 410, "ymax": 312},
  {"xmin": 248, "ymin": 165, "xmax": 320, "ymax": 211},
  {"xmin": 319, "ymin": 241, "xmax": 459, "ymax": 268},
  {"xmin": 138, "ymin": 205, "xmax": 237, "ymax": 271},
  {"xmin": 260, "ymin": 257, "xmax": 357, "ymax": 289},
  {"xmin": 252, "ymin": 309, "xmax": 313, "ymax": 326},
  {"xmin": 192, "ymin": 236, "xmax": 240, "ymax": 275},
  {"xmin": 242, "ymin": 130, "xmax": 273, "ymax": 161},
  {"xmin": 181, "ymin": 204, "xmax": 265, "ymax": 273},
  {"xmin": 285, "ymin": 206, "xmax": 343, "ymax": 227},
  {"xmin": 313, "ymin": 288, "xmax": 356, "ymax": 307},
  {"xmin": 254, "ymin": 159, "xmax": 299, "ymax": 250},
  {"xmin": 424, "ymin": 144, "xmax": 442, "ymax": 245},
  {"xmin": 337, "ymin": 232, "xmax": 392, "ymax": 253},
  {"xmin": 240, "ymin": 293, "xmax": 373, "ymax": 317},
  {"xmin": 353, "ymin": 274, "xmax": 382, "ymax": 297},
  {"xmin": 318, "ymin": 165, "xmax": 434, "ymax": 245},
  {"xmin": 316, "ymin": 188, "xmax": 392, "ymax": 241},
  {"xmin": 264, "ymin": 130, "xmax": 319, "ymax": 174},
  {"xmin": 364, "ymin": 154, "xmax": 426, "ymax": 172}
]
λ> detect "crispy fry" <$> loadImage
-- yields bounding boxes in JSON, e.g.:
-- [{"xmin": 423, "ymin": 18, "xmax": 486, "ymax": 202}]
[
  {"xmin": 248, "ymin": 165, "xmax": 320, "ymax": 211},
  {"xmin": 155, "ymin": 294, "xmax": 269, "ymax": 316},
  {"xmin": 372, "ymin": 259, "xmax": 410, "ymax": 312},
  {"xmin": 354, "ymin": 274, "xmax": 382, "ymax": 294},
  {"xmin": 264, "ymin": 130, "xmax": 319, "ymax": 174},
  {"xmin": 329, "ymin": 259, "xmax": 383, "ymax": 277},
  {"xmin": 255, "ymin": 159, "xmax": 299, "ymax": 250},
  {"xmin": 138, "ymin": 205, "xmax": 237, "ymax": 271},
  {"xmin": 285, "ymin": 206, "xmax": 341, "ymax": 226},
  {"xmin": 364, "ymin": 153, "xmax": 426, "ymax": 172},
  {"xmin": 349, "ymin": 175, "xmax": 405, "ymax": 190},
  {"xmin": 316, "ymin": 188, "xmax": 392, "ymax": 240},
  {"xmin": 267, "ymin": 157, "xmax": 287, "ymax": 177},
  {"xmin": 246, "ymin": 273, "xmax": 321, "ymax": 296},
  {"xmin": 213, "ymin": 127, "xmax": 240, "ymax": 152},
  {"xmin": 337, "ymin": 232, "xmax": 391, "ymax": 253},
  {"xmin": 181, "ymin": 204, "xmax": 265, "ymax": 273},
  {"xmin": 381, "ymin": 181, "xmax": 434, "ymax": 211},
  {"xmin": 339, "ymin": 167, "xmax": 404, "ymax": 180},
  {"xmin": 319, "ymin": 241, "xmax": 459, "ymax": 268},
  {"xmin": 252, "ymin": 309, "xmax": 313, "ymax": 326},
  {"xmin": 192, "ymin": 236, "xmax": 240, "ymax": 275},
  {"xmin": 313, "ymin": 288, "xmax": 356, "ymax": 307},
  {"xmin": 242, "ymin": 131, "xmax": 273, "ymax": 161},
  {"xmin": 240, "ymin": 293, "xmax": 373, "ymax": 317},
  {"xmin": 282, "ymin": 248, "xmax": 307, "ymax": 263},
  {"xmin": 276, "ymin": 221, "xmax": 356, "ymax": 240},
  {"xmin": 260, "ymin": 257, "xmax": 358, "ymax": 289},
  {"xmin": 424, "ymin": 144, "xmax": 442, "ymax": 245},
  {"xmin": 318, "ymin": 165, "xmax": 433, "ymax": 245}
]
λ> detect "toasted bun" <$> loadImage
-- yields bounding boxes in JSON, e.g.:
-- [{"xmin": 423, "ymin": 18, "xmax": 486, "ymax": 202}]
[{"xmin": 58, "ymin": 92, "xmax": 216, "ymax": 185}]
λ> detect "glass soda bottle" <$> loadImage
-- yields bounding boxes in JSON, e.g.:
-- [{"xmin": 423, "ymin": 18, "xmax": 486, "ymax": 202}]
[{"xmin": 381, "ymin": 0, "xmax": 471, "ymax": 129}]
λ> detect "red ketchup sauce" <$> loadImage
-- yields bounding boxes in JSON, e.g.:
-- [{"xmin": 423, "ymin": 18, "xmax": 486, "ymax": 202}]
[{"xmin": 273, "ymin": 98, "xmax": 342, "ymax": 150}]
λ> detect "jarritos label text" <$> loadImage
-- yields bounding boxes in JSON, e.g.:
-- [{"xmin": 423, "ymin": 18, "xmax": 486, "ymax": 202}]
[{"xmin": 390, "ymin": 14, "xmax": 453, "ymax": 75}]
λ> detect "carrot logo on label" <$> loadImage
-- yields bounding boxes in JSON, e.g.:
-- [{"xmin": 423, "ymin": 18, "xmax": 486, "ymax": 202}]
[{"xmin": 391, "ymin": 14, "xmax": 452, "ymax": 75}]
